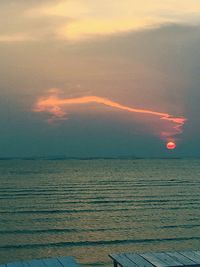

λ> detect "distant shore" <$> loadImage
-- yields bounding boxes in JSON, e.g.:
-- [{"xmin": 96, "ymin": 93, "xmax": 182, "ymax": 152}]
[{"xmin": 0, "ymin": 156, "xmax": 195, "ymax": 160}]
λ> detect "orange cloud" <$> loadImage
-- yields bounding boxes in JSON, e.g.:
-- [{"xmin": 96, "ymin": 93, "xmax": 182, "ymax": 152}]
[{"xmin": 33, "ymin": 90, "xmax": 187, "ymax": 141}]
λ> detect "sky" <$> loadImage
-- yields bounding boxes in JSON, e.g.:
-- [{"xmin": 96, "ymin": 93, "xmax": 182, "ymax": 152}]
[{"xmin": 0, "ymin": 0, "xmax": 200, "ymax": 158}]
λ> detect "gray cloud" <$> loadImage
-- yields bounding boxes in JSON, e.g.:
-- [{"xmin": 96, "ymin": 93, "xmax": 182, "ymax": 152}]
[{"xmin": 0, "ymin": 24, "xmax": 200, "ymax": 157}]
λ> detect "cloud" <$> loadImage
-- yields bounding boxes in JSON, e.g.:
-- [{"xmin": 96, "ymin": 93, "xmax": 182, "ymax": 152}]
[
  {"xmin": 1, "ymin": 0, "xmax": 200, "ymax": 42},
  {"xmin": 0, "ymin": 0, "xmax": 65, "ymax": 42},
  {"xmin": 0, "ymin": 34, "xmax": 35, "ymax": 42},
  {"xmin": 26, "ymin": 0, "xmax": 200, "ymax": 41},
  {"xmin": 27, "ymin": 1, "xmax": 89, "ymax": 18},
  {"xmin": 58, "ymin": 18, "xmax": 165, "ymax": 41},
  {"xmin": 0, "ymin": 24, "xmax": 199, "ymax": 156},
  {"xmin": 33, "ymin": 89, "xmax": 186, "ymax": 141}
]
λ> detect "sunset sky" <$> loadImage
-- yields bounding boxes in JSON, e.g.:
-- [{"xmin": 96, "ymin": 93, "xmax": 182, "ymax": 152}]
[{"xmin": 1, "ymin": 0, "xmax": 200, "ymax": 157}]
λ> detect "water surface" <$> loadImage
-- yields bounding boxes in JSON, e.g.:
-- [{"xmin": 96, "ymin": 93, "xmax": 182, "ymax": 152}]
[{"xmin": 0, "ymin": 159, "xmax": 200, "ymax": 266}]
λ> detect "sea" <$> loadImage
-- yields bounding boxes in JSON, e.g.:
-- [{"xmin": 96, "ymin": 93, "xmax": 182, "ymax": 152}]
[{"xmin": 0, "ymin": 159, "xmax": 200, "ymax": 266}]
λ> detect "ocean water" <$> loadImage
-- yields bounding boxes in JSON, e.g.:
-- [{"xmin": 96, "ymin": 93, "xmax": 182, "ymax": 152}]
[{"xmin": 0, "ymin": 159, "xmax": 200, "ymax": 266}]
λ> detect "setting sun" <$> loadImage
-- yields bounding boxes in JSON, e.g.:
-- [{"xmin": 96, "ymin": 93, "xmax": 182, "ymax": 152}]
[{"xmin": 166, "ymin": 141, "xmax": 176, "ymax": 150}]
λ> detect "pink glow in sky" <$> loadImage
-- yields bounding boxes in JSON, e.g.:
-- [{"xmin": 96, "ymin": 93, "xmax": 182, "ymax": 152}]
[{"xmin": 33, "ymin": 90, "xmax": 187, "ymax": 141}]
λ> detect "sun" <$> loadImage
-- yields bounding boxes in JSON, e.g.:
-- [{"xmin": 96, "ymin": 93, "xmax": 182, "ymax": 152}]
[{"xmin": 166, "ymin": 141, "xmax": 176, "ymax": 150}]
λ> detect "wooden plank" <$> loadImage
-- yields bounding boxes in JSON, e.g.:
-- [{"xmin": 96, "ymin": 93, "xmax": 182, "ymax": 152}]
[
  {"xmin": 109, "ymin": 254, "xmax": 138, "ymax": 267},
  {"xmin": 152, "ymin": 252, "xmax": 183, "ymax": 266},
  {"xmin": 125, "ymin": 253, "xmax": 155, "ymax": 267},
  {"xmin": 6, "ymin": 262, "xmax": 24, "ymax": 267},
  {"xmin": 180, "ymin": 251, "xmax": 200, "ymax": 264},
  {"xmin": 26, "ymin": 259, "xmax": 46, "ymax": 267},
  {"xmin": 42, "ymin": 258, "xmax": 62, "ymax": 267},
  {"xmin": 141, "ymin": 253, "xmax": 168, "ymax": 267},
  {"xmin": 57, "ymin": 257, "xmax": 80, "ymax": 267},
  {"xmin": 166, "ymin": 252, "xmax": 196, "ymax": 265}
]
